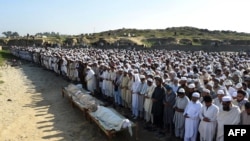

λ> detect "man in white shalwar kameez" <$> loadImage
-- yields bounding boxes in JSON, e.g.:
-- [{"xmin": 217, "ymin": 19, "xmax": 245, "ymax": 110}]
[
  {"xmin": 61, "ymin": 57, "xmax": 68, "ymax": 77},
  {"xmin": 216, "ymin": 96, "xmax": 241, "ymax": 141},
  {"xmin": 109, "ymin": 67, "xmax": 117, "ymax": 98},
  {"xmin": 138, "ymin": 75, "xmax": 147, "ymax": 119},
  {"xmin": 85, "ymin": 66, "xmax": 96, "ymax": 94},
  {"xmin": 183, "ymin": 92, "xmax": 202, "ymax": 141},
  {"xmin": 106, "ymin": 68, "xmax": 112, "ymax": 97},
  {"xmin": 173, "ymin": 88, "xmax": 190, "ymax": 139},
  {"xmin": 101, "ymin": 67, "xmax": 109, "ymax": 97},
  {"xmin": 199, "ymin": 95, "xmax": 219, "ymax": 141},
  {"xmin": 144, "ymin": 78, "xmax": 155, "ymax": 123},
  {"xmin": 131, "ymin": 73, "xmax": 141, "ymax": 119}
]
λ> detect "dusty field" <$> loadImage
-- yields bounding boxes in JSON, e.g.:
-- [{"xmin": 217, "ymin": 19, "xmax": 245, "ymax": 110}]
[{"xmin": 0, "ymin": 61, "xmax": 177, "ymax": 141}]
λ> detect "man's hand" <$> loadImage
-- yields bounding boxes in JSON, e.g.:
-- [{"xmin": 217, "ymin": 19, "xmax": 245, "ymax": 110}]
[
  {"xmin": 203, "ymin": 117, "xmax": 210, "ymax": 122},
  {"xmin": 184, "ymin": 114, "xmax": 189, "ymax": 118}
]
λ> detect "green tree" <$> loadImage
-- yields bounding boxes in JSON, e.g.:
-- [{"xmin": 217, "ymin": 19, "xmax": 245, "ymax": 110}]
[
  {"xmin": 2, "ymin": 31, "xmax": 12, "ymax": 38},
  {"xmin": 11, "ymin": 32, "xmax": 19, "ymax": 37}
]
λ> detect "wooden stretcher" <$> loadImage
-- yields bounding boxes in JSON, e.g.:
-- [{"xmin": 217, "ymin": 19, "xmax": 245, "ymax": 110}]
[{"xmin": 62, "ymin": 87, "xmax": 139, "ymax": 140}]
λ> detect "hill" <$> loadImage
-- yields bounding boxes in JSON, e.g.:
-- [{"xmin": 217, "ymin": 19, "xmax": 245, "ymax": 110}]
[{"xmin": 1, "ymin": 26, "xmax": 250, "ymax": 47}]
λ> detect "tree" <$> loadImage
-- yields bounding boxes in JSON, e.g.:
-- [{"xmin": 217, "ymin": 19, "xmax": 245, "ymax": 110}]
[
  {"xmin": 11, "ymin": 32, "xmax": 19, "ymax": 37},
  {"xmin": 2, "ymin": 31, "xmax": 20, "ymax": 38},
  {"xmin": 2, "ymin": 31, "xmax": 12, "ymax": 38}
]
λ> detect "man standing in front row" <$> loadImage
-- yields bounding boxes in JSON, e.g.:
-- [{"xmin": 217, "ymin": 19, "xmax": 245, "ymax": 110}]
[
  {"xmin": 173, "ymin": 88, "xmax": 190, "ymax": 140},
  {"xmin": 183, "ymin": 92, "xmax": 203, "ymax": 141},
  {"xmin": 199, "ymin": 95, "xmax": 219, "ymax": 141},
  {"xmin": 216, "ymin": 96, "xmax": 241, "ymax": 141}
]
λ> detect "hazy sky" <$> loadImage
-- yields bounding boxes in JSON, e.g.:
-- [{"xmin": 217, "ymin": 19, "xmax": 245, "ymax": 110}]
[{"xmin": 0, "ymin": 0, "xmax": 250, "ymax": 36}]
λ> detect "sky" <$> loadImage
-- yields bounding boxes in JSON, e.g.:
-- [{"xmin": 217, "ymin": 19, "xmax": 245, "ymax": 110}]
[{"xmin": 0, "ymin": 0, "xmax": 250, "ymax": 36}]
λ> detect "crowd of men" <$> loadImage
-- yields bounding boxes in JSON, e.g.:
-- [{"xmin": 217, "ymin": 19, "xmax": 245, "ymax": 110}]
[{"xmin": 11, "ymin": 46, "xmax": 250, "ymax": 141}]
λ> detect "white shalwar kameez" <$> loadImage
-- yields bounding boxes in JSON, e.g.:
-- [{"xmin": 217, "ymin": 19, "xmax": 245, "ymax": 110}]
[
  {"xmin": 216, "ymin": 105, "xmax": 241, "ymax": 141},
  {"xmin": 198, "ymin": 104, "xmax": 219, "ymax": 141},
  {"xmin": 183, "ymin": 101, "xmax": 202, "ymax": 141},
  {"xmin": 85, "ymin": 69, "xmax": 96, "ymax": 93}
]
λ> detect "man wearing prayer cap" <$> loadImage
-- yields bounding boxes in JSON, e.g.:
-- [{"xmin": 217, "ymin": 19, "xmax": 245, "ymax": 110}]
[
  {"xmin": 173, "ymin": 88, "xmax": 190, "ymax": 139},
  {"xmin": 179, "ymin": 77, "xmax": 189, "ymax": 97},
  {"xmin": 216, "ymin": 96, "xmax": 241, "ymax": 141},
  {"xmin": 143, "ymin": 77, "xmax": 156, "ymax": 124},
  {"xmin": 131, "ymin": 70, "xmax": 141, "ymax": 120},
  {"xmin": 214, "ymin": 89, "xmax": 226, "ymax": 109},
  {"xmin": 120, "ymin": 67, "xmax": 129, "ymax": 107},
  {"xmin": 200, "ymin": 88, "xmax": 210, "ymax": 103},
  {"xmin": 138, "ymin": 75, "xmax": 147, "ymax": 119},
  {"xmin": 223, "ymin": 79, "xmax": 236, "ymax": 97},
  {"xmin": 187, "ymin": 83, "xmax": 196, "ymax": 100},
  {"xmin": 170, "ymin": 77, "xmax": 180, "ymax": 93},
  {"xmin": 85, "ymin": 65, "xmax": 96, "ymax": 94},
  {"xmin": 213, "ymin": 77, "xmax": 223, "ymax": 94},
  {"xmin": 183, "ymin": 92, "xmax": 202, "ymax": 141}
]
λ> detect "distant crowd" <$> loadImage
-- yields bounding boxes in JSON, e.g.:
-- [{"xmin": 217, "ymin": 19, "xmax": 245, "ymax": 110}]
[{"xmin": 11, "ymin": 46, "xmax": 250, "ymax": 141}]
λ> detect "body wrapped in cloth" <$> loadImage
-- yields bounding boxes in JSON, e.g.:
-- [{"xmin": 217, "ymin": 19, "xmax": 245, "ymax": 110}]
[
  {"xmin": 64, "ymin": 84, "xmax": 103, "ymax": 112},
  {"xmin": 90, "ymin": 106, "xmax": 133, "ymax": 136}
]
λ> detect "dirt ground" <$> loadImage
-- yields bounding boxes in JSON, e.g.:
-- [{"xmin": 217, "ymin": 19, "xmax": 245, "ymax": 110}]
[{"xmin": 0, "ymin": 61, "xmax": 179, "ymax": 141}]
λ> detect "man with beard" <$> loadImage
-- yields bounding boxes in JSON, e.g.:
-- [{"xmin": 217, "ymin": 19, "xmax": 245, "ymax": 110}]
[
  {"xmin": 178, "ymin": 77, "xmax": 189, "ymax": 93},
  {"xmin": 199, "ymin": 95, "xmax": 219, "ymax": 141},
  {"xmin": 163, "ymin": 85, "xmax": 176, "ymax": 136},
  {"xmin": 138, "ymin": 75, "xmax": 147, "ymax": 119},
  {"xmin": 232, "ymin": 90, "xmax": 249, "ymax": 112},
  {"xmin": 183, "ymin": 92, "xmax": 203, "ymax": 141},
  {"xmin": 213, "ymin": 78, "xmax": 223, "ymax": 95},
  {"xmin": 144, "ymin": 78, "xmax": 156, "ymax": 124},
  {"xmin": 151, "ymin": 77, "xmax": 166, "ymax": 137},
  {"xmin": 120, "ymin": 70, "xmax": 129, "ymax": 107},
  {"xmin": 216, "ymin": 96, "xmax": 241, "ymax": 141},
  {"xmin": 240, "ymin": 102, "xmax": 250, "ymax": 124},
  {"xmin": 173, "ymin": 88, "xmax": 190, "ymax": 140}
]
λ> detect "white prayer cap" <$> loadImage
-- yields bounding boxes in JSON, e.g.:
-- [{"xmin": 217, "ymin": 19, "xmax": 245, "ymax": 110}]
[
  {"xmin": 178, "ymin": 88, "xmax": 185, "ymax": 93},
  {"xmin": 154, "ymin": 75, "xmax": 161, "ymax": 78},
  {"xmin": 188, "ymin": 83, "xmax": 195, "ymax": 89},
  {"xmin": 235, "ymin": 83, "xmax": 242, "ymax": 89},
  {"xmin": 214, "ymin": 77, "xmax": 220, "ymax": 82},
  {"xmin": 147, "ymin": 78, "xmax": 153, "ymax": 82},
  {"xmin": 224, "ymin": 80, "xmax": 232, "ymax": 86},
  {"xmin": 174, "ymin": 77, "xmax": 179, "ymax": 81},
  {"xmin": 222, "ymin": 96, "xmax": 232, "ymax": 102},
  {"xmin": 207, "ymin": 81, "xmax": 214, "ymax": 87},
  {"xmin": 192, "ymin": 92, "xmax": 200, "ymax": 98},
  {"xmin": 203, "ymin": 88, "xmax": 210, "ymax": 93},
  {"xmin": 140, "ymin": 75, "xmax": 146, "ymax": 79},
  {"xmin": 86, "ymin": 66, "xmax": 91, "ymax": 69},
  {"xmin": 231, "ymin": 67, "xmax": 236, "ymax": 71},
  {"xmin": 217, "ymin": 90, "xmax": 225, "ymax": 95},
  {"xmin": 232, "ymin": 91, "xmax": 237, "ymax": 97},
  {"xmin": 193, "ymin": 79, "xmax": 199, "ymax": 82},
  {"xmin": 187, "ymin": 78, "xmax": 193, "ymax": 83},
  {"xmin": 180, "ymin": 77, "xmax": 187, "ymax": 81}
]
